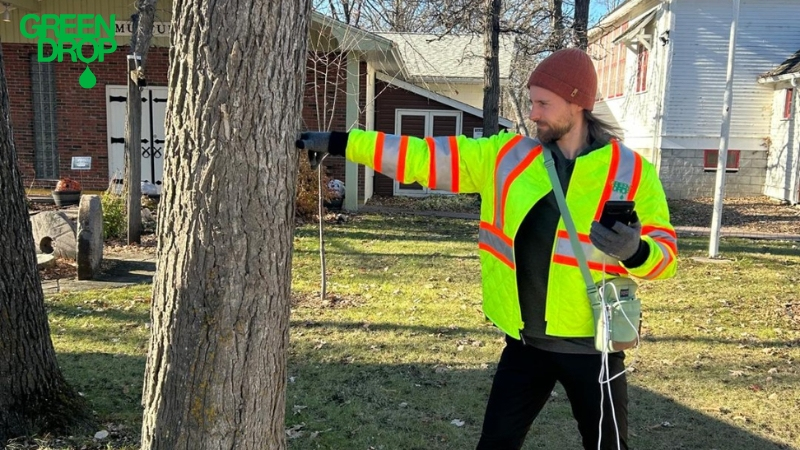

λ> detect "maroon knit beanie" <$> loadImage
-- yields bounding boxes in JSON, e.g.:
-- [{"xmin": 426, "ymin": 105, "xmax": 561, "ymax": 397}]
[{"xmin": 527, "ymin": 48, "xmax": 597, "ymax": 111}]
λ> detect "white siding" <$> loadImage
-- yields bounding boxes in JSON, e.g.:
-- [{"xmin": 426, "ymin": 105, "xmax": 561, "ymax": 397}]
[
  {"xmin": 598, "ymin": 5, "xmax": 672, "ymax": 154},
  {"xmin": 764, "ymin": 86, "xmax": 800, "ymax": 203},
  {"xmin": 664, "ymin": 0, "xmax": 800, "ymax": 139},
  {"xmin": 421, "ymin": 82, "xmax": 484, "ymax": 109}
]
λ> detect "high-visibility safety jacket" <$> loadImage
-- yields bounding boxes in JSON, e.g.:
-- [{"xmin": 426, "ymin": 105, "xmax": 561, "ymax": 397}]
[{"xmin": 345, "ymin": 129, "xmax": 678, "ymax": 339}]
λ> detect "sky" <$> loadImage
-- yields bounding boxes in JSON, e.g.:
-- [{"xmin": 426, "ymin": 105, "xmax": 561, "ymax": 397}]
[{"xmin": 314, "ymin": 1, "xmax": 617, "ymax": 30}]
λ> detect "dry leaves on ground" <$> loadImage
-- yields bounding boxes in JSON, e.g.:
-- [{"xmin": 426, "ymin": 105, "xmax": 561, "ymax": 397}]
[{"xmin": 668, "ymin": 196, "xmax": 800, "ymax": 235}]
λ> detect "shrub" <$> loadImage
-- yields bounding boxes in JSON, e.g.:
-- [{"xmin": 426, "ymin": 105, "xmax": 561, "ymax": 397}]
[
  {"xmin": 295, "ymin": 162, "xmax": 333, "ymax": 221},
  {"xmin": 101, "ymin": 191, "xmax": 126, "ymax": 239}
]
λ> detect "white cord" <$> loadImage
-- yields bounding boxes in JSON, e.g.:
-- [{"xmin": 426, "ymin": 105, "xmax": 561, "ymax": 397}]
[{"xmin": 595, "ymin": 262, "xmax": 642, "ymax": 450}]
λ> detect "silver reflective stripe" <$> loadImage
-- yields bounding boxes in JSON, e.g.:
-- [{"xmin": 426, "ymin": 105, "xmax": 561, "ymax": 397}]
[
  {"xmin": 646, "ymin": 240, "xmax": 672, "ymax": 277},
  {"xmin": 609, "ymin": 141, "xmax": 639, "ymax": 200},
  {"xmin": 493, "ymin": 137, "xmax": 542, "ymax": 228},
  {"xmin": 479, "ymin": 227, "xmax": 514, "ymax": 265},
  {"xmin": 429, "ymin": 136, "xmax": 454, "ymax": 191},
  {"xmin": 647, "ymin": 230, "xmax": 678, "ymax": 251},
  {"xmin": 379, "ymin": 134, "xmax": 403, "ymax": 179},
  {"xmin": 554, "ymin": 236, "xmax": 624, "ymax": 269}
]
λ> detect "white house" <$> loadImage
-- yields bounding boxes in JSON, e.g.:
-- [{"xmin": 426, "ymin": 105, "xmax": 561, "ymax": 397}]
[
  {"xmin": 588, "ymin": 0, "xmax": 800, "ymax": 201},
  {"xmin": 375, "ymin": 32, "xmax": 515, "ymax": 112},
  {"xmin": 759, "ymin": 49, "xmax": 799, "ymax": 204}
]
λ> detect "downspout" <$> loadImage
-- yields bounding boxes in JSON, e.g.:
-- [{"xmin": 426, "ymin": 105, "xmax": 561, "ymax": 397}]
[
  {"xmin": 792, "ymin": 77, "xmax": 799, "ymax": 204},
  {"xmin": 651, "ymin": 0, "xmax": 673, "ymax": 176}
]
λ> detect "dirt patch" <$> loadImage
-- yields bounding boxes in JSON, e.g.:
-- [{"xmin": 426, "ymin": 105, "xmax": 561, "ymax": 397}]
[
  {"xmin": 104, "ymin": 233, "xmax": 158, "ymax": 255},
  {"xmin": 368, "ymin": 194, "xmax": 800, "ymax": 235},
  {"xmin": 39, "ymin": 258, "xmax": 78, "ymax": 280},
  {"xmin": 668, "ymin": 196, "xmax": 800, "ymax": 235}
]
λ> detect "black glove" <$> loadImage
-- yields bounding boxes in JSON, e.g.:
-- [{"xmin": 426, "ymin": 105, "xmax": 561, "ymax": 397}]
[
  {"xmin": 589, "ymin": 213, "xmax": 649, "ymax": 267},
  {"xmin": 295, "ymin": 131, "xmax": 349, "ymax": 169}
]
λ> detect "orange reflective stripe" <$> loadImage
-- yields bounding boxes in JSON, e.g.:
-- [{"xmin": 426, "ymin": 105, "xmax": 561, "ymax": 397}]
[
  {"xmin": 479, "ymin": 243, "xmax": 515, "ymax": 269},
  {"xmin": 553, "ymin": 234, "xmax": 628, "ymax": 271},
  {"xmin": 492, "ymin": 135, "xmax": 524, "ymax": 226},
  {"xmin": 481, "ymin": 221, "xmax": 512, "ymax": 246},
  {"xmin": 492, "ymin": 137, "xmax": 542, "ymax": 230},
  {"xmin": 397, "ymin": 136, "xmax": 409, "ymax": 184},
  {"xmin": 426, "ymin": 137, "xmax": 436, "ymax": 188},
  {"xmin": 629, "ymin": 147, "xmax": 642, "ymax": 199},
  {"xmin": 479, "ymin": 221, "xmax": 515, "ymax": 269},
  {"xmin": 642, "ymin": 225, "xmax": 678, "ymax": 254},
  {"xmin": 552, "ymin": 254, "xmax": 628, "ymax": 275},
  {"xmin": 556, "ymin": 229, "xmax": 592, "ymax": 244},
  {"xmin": 644, "ymin": 241, "xmax": 674, "ymax": 279},
  {"xmin": 595, "ymin": 140, "xmax": 644, "ymax": 219},
  {"xmin": 595, "ymin": 143, "xmax": 620, "ymax": 221},
  {"xmin": 501, "ymin": 146, "xmax": 541, "ymax": 229}
]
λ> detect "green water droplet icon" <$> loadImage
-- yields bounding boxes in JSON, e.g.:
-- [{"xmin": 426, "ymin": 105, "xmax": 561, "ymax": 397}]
[{"xmin": 79, "ymin": 66, "xmax": 96, "ymax": 89}]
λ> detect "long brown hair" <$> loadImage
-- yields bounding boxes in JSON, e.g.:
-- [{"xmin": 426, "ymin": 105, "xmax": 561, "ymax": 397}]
[{"xmin": 584, "ymin": 110, "xmax": 622, "ymax": 144}]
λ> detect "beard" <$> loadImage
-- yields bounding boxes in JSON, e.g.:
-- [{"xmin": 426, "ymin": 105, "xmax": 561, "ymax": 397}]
[{"xmin": 536, "ymin": 116, "xmax": 574, "ymax": 143}]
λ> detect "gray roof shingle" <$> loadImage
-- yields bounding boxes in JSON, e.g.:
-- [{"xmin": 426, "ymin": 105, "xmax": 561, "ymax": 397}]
[{"xmin": 375, "ymin": 32, "xmax": 515, "ymax": 82}]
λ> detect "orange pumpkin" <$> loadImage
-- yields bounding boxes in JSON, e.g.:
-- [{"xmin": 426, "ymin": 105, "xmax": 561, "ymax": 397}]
[{"xmin": 55, "ymin": 177, "xmax": 82, "ymax": 192}]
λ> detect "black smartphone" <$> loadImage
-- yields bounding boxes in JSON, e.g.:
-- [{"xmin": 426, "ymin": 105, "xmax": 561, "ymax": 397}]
[{"xmin": 599, "ymin": 200, "xmax": 636, "ymax": 229}]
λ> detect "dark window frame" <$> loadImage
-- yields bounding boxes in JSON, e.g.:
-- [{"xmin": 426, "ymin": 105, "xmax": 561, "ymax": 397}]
[
  {"xmin": 703, "ymin": 149, "xmax": 740, "ymax": 173},
  {"xmin": 30, "ymin": 57, "xmax": 59, "ymax": 180}
]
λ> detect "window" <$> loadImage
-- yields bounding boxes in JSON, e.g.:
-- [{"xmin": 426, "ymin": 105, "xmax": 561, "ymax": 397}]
[
  {"xmin": 589, "ymin": 22, "xmax": 628, "ymax": 101},
  {"xmin": 30, "ymin": 58, "xmax": 59, "ymax": 179},
  {"xmin": 784, "ymin": 88, "xmax": 794, "ymax": 120},
  {"xmin": 704, "ymin": 150, "xmax": 740, "ymax": 172},
  {"xmin": 635, "ymin": 43, "xmax": 649, "ymax": 93}
]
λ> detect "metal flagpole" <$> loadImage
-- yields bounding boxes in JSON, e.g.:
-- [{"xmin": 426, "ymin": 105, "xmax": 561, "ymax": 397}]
[{"xmin": 708, "ymin": 0, "xmax": 741, "ymax": 258}]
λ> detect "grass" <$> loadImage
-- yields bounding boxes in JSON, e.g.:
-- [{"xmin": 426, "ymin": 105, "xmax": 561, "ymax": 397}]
[{"xmin": 36, "ymin": 213, "xmax": 800, "ymax": 449}]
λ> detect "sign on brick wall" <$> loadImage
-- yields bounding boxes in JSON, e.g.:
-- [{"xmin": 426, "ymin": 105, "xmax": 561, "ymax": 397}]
[{"xmin": 115, "ymin": 21, "xmax": 170, "ymax": 38}]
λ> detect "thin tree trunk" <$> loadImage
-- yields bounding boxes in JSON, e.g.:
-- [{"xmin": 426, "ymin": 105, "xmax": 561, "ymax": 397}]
[
  {"xmin": 482, "ymin": 0, "xmax": 501, "ymax": 136},
  {"xmin": 550, "ymin": 0, "xmax": 564, "ymax": 50},
  {"xmin": 0, "ymin": 39, "xmax": 92, "ymax": 445},
  {"xmin": 573, "ymin": 0, "xmax": 590, "ymax": 49},
  {"xmin": 124, "ymin": 0, "xmax": 158, "ymax": 244},
  {"xmin": 140, "ymin": 1, "xmax": 310, "ymax": 449},
  {"xmin": 508, "ymin": 90, "xmax": 530, "ymax": 136}
]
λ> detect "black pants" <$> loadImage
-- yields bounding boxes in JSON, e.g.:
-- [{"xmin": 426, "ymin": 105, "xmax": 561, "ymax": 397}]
[{"xmin": 476, "ymin": 337, "xmax": 628, "ymax": 450}]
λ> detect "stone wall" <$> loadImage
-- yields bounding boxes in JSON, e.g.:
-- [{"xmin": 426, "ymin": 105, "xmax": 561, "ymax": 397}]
[{"xmin": 659, "ymin": 148, "xmax": 767, "ymax": 199}]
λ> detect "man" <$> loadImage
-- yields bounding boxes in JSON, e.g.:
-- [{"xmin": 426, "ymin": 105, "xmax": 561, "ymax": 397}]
[{"xmin": 296, "ymin": 48, "xmax": 677, "ymax": 449}]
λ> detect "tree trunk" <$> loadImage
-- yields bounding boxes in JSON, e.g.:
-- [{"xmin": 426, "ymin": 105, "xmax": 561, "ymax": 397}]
[
  {"xmin": 140, "ymin": 1, "xmax": 310, "ymax": 449},
  {"xmin": 124, "ymin": 0, "xmax": 158, "ymax": 244},
  {"xmin": 0, "ymin": 40, "xmax": 92, "ymax": 445},
  {"xmin": 573, "ymin": 0, "xmax": 590, "ymax": 49},
  {"xmin": 508, "ymin": 90, "xmax": 530, "ymax": 136},
  {"xmin": 482, "ymin": 0, "xmax": 501, "ymax": 136},
  {"xmin": 550, "ymin": 0, "xmax": 564, "ymax": 50}
]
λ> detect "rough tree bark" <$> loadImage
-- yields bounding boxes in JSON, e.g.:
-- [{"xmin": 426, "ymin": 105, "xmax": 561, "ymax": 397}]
[
  {"xmin": 482, "ymin": 0, "xmax": 501, "ymax": 136},
  {"xmin": 0, "ymin": 40, "xmax": 92, "ymax": 445},
  {"xmin": 573, "ymin": 0, "xmax": 590, "ymax": 49},
  {"xmin": 550, "ymin": 0, "xmax": 564, "ymax": 50},
  {"xmin": 139, "ymin": 1, "xmax": 310, "ymax": 449},
  {"xmin": 124, "ymin": 0, "xmax": 158, "ymax": 244}
]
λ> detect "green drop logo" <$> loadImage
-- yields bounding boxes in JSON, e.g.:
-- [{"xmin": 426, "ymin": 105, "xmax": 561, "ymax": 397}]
[{"xmin": 79, "ymin": 66, "xmax": 96, "ymax": 89}]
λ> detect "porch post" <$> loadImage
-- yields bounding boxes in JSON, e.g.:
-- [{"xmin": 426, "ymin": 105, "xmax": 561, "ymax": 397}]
[
  {"xmin": 344, "ymin": 53, "xmax": 360, "ymax": 211},
  {"xmin": 363, "ymin": 62, "xmax": 376, "ymax": 204}
]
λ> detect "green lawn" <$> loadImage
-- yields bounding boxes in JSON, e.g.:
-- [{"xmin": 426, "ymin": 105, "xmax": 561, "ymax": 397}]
[{"xmin": 41, "ymin": 213, "xmax": 800, "ymax": 449}]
